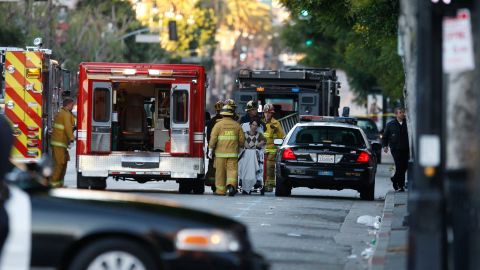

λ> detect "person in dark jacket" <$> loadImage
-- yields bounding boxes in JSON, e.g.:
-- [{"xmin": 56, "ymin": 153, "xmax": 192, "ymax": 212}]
[
  {"xmin": 0, "ymin": 115, "xmax": 13, "ymax": 255},
  {"xmin": 382, "ymin": 107, "xmax": 409, "ymax": 192},
  {"xmin": 205, "ymin": 101, "xmax": 224, "ymax": 190}
]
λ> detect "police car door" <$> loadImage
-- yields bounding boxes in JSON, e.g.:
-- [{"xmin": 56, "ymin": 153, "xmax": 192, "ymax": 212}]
[{"xmin": 170, "ymin": 84, "xmax": 190, "ymax": 154}]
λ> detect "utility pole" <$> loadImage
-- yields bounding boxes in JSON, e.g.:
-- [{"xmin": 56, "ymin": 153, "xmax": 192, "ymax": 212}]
[
  {"xmin": 411, "ymin": 1, "xmax": 477, "ymax": 269},
  {"xmin": 409, "ymin": 1, "xmax": 446, "ymax": 269}
]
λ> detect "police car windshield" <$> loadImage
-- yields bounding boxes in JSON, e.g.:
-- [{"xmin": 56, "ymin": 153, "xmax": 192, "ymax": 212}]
[{"xmin": 288, "ymin": 126, "xmax": 365, "ymax": 147}]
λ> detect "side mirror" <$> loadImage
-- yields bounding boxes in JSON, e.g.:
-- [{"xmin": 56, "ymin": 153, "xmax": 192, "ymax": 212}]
[
  {"xmin": 342, "ymin": 107, "xmax": 350, "ymax": 117},
  {"xmin": 274, "ymin": 139, "xmax": 283, "ymax": 146}
]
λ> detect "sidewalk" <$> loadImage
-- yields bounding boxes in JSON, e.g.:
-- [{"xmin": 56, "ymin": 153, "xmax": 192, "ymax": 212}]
[{"xmin": 370, "ymin": 190, "xmax": 409, "ymax": 270}]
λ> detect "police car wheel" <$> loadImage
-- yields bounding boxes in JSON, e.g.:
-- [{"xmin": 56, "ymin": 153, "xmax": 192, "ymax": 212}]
[
  {"xmin": 360, "ymin": 181, "xmax": 375, "ymax": 201},
  {"xmin": 68, "ymin": 238, "xmax": 157, "ymax": 270},
  {"xmin": 275, "ymin": 177, "xmax": 291, "ymax": 197}
]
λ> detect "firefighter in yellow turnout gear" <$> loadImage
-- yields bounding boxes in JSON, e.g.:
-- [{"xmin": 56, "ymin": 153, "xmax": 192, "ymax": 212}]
[
  {"xmin": 262, "ymin": 104, "xmax": 285, "ymax": 192},
  {"xmin": 50, "ymin": 98, "xmax": 75, "ymax": 187},
  {"xmin": 208, "ymin": 104, "xmax": 245, "ymax": 196}
]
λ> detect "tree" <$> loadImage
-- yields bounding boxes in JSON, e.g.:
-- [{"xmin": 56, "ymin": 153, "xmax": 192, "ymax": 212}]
[{"xmin": 279, "ymin": 0, "xmax": 404, "ymax": 103}]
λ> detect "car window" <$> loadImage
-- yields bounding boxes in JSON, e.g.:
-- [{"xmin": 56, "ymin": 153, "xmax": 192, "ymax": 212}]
[
  {"xmin": 288, "ymin": 126, "xmax": 365, "ymax": 147},
  {"xmin": 357, "ymin": 119, "xmax": 379, "ymax": 133}
]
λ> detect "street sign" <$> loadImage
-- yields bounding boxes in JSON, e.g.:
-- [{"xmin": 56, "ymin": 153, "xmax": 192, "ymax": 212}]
[
  {"xmin": 135, "ymin": 34, "xmax": 160, "ymax": 43},
  {"xmin": 442, "ymin": 9, "xmax": 475, "ymax": 73}
]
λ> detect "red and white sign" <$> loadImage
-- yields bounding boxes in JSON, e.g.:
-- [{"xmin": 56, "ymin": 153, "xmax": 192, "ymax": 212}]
[{"xmin": 443, "ymin": 9, "xmax": 475, "ymax": 73}]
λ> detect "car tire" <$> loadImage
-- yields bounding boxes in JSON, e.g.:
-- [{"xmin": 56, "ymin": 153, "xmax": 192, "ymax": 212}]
[
  {"xmin": 77, "ymin": 173, "xmax": 90, "ymax": 189},
  {"xmin": 178, "ymin": 181, "xmax": 192, "ymax": 194},
  {"xmin": 192, "ymin": 180, "xmax": 205, "ymax": 194},
  {"xmin": 68, "ymin": 238, "xmax": 157, "ymax": 270},
  {"xmin": 90, "ymin": 177, "xmax": 107, "ymax": 190},
  {"xmin": 275, "ymin": 177, "xmax": 291, "ymax": 197},
  {"xmin": 376, "ymin": 150, "xmax": 382, "ymax": 164},
  {"xmin": 360, "ymin": 182, "xmax": 375, "ymax": 201}
]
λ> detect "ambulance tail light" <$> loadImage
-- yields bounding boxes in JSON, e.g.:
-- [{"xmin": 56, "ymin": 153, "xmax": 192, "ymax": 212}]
[
  {"xmin": 122, "ymin": 69, "xmax": 136, "ymax": 75},
  {"xmin": 148, "ymin": 69, "xmax": 173, "ymax": 76}
]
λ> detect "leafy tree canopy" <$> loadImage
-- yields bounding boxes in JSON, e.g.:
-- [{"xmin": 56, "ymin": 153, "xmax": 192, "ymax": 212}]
[{"xmin": 280, "ymin": 0, "xmax": 404, "ymax": 102}]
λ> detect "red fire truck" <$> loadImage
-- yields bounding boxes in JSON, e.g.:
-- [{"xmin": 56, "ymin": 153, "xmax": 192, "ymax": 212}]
[
  {"xmin": 75, "ymin": 62, "xmax": 207, "ymax": 193},
  {"xmin": 1, "ymin": 39, "xmax": 71, "ymax": 163}
]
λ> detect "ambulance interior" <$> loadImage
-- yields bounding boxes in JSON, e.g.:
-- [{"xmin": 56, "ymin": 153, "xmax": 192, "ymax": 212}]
[{"xmin": 112, "ymin": 82, "xmax": 171, "ymax": 152}]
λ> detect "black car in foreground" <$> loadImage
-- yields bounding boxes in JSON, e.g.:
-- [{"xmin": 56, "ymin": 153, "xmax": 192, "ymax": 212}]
[
  {"xmin": 274, "ymin": 119, "xmax": 377, "ymax": 200},
  {"xmin": 356, "ymin": 117, "xmax": 382, "ymax": 163},
  {"xmin": 1, "ymin": 165, "xmax": 268, "ymax": 270}
]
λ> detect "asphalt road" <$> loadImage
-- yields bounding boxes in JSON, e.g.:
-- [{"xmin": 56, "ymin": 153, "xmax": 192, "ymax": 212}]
[{"xmin": 65, "ymin": 148, "xmax": 394, "ymax": 270}]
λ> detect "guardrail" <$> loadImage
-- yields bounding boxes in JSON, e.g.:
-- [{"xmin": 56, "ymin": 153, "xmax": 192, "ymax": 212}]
[{"xmin": 278, "ymin": 113, "xmax": 299, "ymax": 134}]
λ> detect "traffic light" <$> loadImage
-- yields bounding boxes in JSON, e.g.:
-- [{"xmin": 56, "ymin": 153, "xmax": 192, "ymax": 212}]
[
  {"xmin": 305, "ymin": 38, "xmax": 313, "ymax": 46},
  {"xmin": 168, "ymin": 20, "xmax": 178, "ymax": 41},
  {"xmin": 299, "ymin": 9, "xmax": 311, "ymax": 20}
]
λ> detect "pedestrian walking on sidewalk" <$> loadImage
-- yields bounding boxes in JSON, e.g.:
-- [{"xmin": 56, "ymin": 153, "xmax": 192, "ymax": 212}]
[{"xmin": 382, "ymin": 107, "xmax": 409, "ymax": 192}]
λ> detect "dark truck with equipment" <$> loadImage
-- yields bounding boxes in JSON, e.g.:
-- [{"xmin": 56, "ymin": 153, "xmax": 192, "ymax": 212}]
[{"xmin": 234, "ymin": 68, "xmax": 341, "ymax": 132}]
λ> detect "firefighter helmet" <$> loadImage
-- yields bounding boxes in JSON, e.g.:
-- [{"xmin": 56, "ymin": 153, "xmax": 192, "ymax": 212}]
[
  {"xmin": 224, "ymin": 99, "xmax": 237, "ymax": 108},
  {"xmin": 220, "ymin": 104, "xmax": 234, "ymax": 116},
  {"xmin": 214, "ymin": 100, "xmax": 224, "ymax": 112},
  {"xmin": 263, "ymin": 103, "xmax": 275, "ymax": 113},
  {"xmin": 245, "ymin": 100, "xmax": 258, "ymax": 111}
]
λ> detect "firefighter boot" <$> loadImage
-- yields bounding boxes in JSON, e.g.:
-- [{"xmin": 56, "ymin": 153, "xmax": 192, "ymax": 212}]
[{"xmin": 227, "ymin": 185, "xmax": 236, "ymax": 197}]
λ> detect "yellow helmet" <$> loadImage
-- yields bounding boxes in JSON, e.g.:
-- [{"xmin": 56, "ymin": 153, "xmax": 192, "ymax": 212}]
[
  {"xmin": 224, "ymin": 99, "xmax": 237, "ymax": 108},
  {"xmin": 214, "ymin": 100, "xmax": 224, "ymax": 112},
  {"xmin": 263, "ymin": 103, "xmax": 275, "ymax": 113},
  {"xmin": 220, "ymin": 104, "xmax": 234, "ymax": 116}
]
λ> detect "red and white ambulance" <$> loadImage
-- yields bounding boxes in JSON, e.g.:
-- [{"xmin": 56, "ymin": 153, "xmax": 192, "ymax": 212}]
[{"xmin": 75, "ymin": 62, "xmax": 207, "ymax": 193}]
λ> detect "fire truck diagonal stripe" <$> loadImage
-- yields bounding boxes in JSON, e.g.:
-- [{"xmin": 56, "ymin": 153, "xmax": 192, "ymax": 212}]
[
  {"xmin": 25, "ymin": 51, "xmax": 41, "ymax": 68},
  {"xmin": 25, "ymin": 84, "xmax": 42, "ymax": 108},
  {"xmin": 6, "ymin": 107, "xmax": 42, "ymax": 152},
  {"xmin": 5, "ymin": 81, "xmax": 42, "ymax": 125},
  {"xmin": 7, "ymin": 54, "xmax": 43, "ymax": 105},
  {"xmin": 5, "ymin": 110, "xmax": 30, "ymax": 157}
]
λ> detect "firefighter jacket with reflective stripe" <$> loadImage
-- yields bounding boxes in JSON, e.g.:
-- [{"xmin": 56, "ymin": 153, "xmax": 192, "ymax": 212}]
[
  {"xmin": 51, "ymin": 108, "xmax": 75, "ymax": 148},
  {"xmin": 209, "ymin": 117, "xmax": 245, "ymax": 158},
  {"xmin": 206, "ymin": 114, "xmax": 222, "ymax": 143},
  {"xmin": 263, "ymin": 118, "xmax": 285, "ymax": 153}
]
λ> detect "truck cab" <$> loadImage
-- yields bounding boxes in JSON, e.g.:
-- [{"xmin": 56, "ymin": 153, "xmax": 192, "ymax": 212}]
[{"xmin": 76, "ymin": 63, "xmax": 206, "ymax": 193}]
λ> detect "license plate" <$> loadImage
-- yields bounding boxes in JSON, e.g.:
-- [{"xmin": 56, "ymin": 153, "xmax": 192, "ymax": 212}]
[
  {"xmin": 318, "ymin": 170, "xmax": 333, "ymax": 176},
  {"xmin": 317, "ymin": 154, "xmax": 335, "ymax": 163}
]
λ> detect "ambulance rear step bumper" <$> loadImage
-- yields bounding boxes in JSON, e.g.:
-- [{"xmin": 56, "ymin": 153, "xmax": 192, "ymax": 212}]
[{"xmin": 78, "ymin": 153, "xmax": 204, "ymax": 179}]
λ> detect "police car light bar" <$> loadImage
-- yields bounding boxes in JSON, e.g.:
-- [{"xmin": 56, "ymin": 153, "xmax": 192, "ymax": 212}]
[{"xmin": 300, "ymin": 115, "xmax": 357, "ymax": 125}]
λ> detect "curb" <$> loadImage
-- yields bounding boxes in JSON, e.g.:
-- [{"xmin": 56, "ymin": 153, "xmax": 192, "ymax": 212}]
[{"xmin": 369, "ymin": 191, "xmax": 395, "ymax": 270}]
